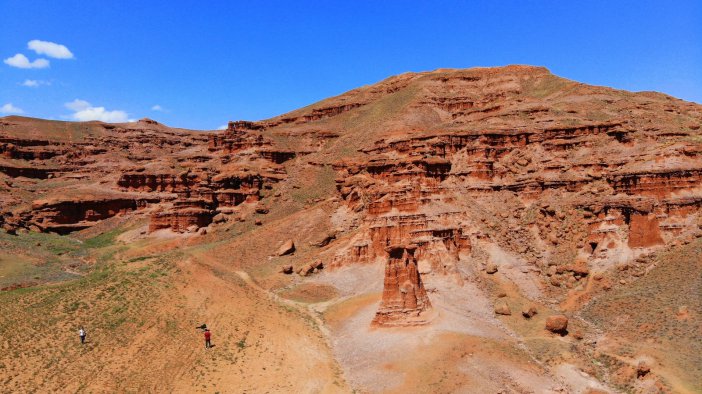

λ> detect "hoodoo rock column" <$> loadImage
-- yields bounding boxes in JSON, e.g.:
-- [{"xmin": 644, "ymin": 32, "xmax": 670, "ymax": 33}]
[{"xmin": 372, "ymin": 244, "xmax": 433, "ymax": 327}]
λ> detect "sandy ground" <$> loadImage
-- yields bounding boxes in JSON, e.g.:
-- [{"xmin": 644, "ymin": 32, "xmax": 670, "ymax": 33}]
[{"xmin": 301, "ymin": 260, "xmax": 614, "ymax": 393}]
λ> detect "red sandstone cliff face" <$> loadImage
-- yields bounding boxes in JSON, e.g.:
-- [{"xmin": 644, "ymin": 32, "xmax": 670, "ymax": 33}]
[
  {"xmin": 279, "ymin": 66, "xmax": 702, "ymax": 324},
  {"xmin": 0, "ymin": 117, "xmax": 210, "ymax": 234},
  {"xmin": 140, "ymin": 120, "xmax": 298, "ymax": 233},
  {"xmin": 25, "ymin": 195, "xmax": 159, "ymax": 234},
  {"xmin": 0, "ymin": 115, "xmax": 305, "ymax": 234},
  {"xmin": 372, "ymin": 245, "xmax": 433, "ymax": 327},
  {"xmin": 2, "ymin": 65, "xmax": 701, "ymax": 269}
]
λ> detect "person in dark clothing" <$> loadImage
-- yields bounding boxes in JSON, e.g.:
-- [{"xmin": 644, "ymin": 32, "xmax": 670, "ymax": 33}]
[
  {"xmin": 78, "ymin": 327, "xmax": 86, "ymax": 344},
  {"xmin": 204, "ymin": 328, "xmax": 212, "ymax": 349}
]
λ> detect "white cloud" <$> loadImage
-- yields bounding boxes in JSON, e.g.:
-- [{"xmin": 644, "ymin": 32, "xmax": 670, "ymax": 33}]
[
  {"xmin": 3, "ymin": 53, "xmax": 50, "ymax": 69},
  {"xmin": 28, "ymin": 40, "xmax": 74, "ymax": 59},
  {"xmin": 64, "ymin": 99, "xmax": 129, "ymax": 123},
  {"xmin": 151, "ymin": 105, "xmax": 164, "ymax": 111},
  {"xmin": 65, "ymin": 99, "xmax": 91, "ymax": 112},
  {"xmin": 1, "ymin": 103, "xmax": 24, "ymax": 114},
  {"xmin": 21, "ymin": 79, "xmax": 50, "ymax": 87},
  {"xmin": 217, "ymin": 124, "xmax": 228, "ymax": 130}
]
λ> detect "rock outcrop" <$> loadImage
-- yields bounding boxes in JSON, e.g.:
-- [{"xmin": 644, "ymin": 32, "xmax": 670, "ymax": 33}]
[{"xmin": 372, "ymin": 245, "xmax": 433, "ymax": 327}]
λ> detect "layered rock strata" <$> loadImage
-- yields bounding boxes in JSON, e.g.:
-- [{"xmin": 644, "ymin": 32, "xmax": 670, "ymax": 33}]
[{"xmin": 371, "ymin": 245, "xmax": 433, "ymax": 327}]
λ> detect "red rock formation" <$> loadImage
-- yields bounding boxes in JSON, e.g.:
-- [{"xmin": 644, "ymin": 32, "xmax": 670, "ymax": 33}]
[
  {"xmin": 0, "ymin": 164, "xmax": 63, "ymax": 179},
  {"xmin": 117, "ymin": 171, "xmax": 200, "ymax": 193},
  {"xmin": 258, "ymin": 149, "xmax": 296, "ymax": 164},
  {"xmin": 149, "ymin": 207, "xmax": 213, "ymax": 233},
  {"xmin": 23, "ymin": 195, "xmax": 159, "ymax": 234},
  {"xmin": 148, "ymin": 198, "xmax": 216, "ymax": 232},
  {"xmin": 628, "ymin": 213, "xmax": 664, "ymax": 247},
  {"xmin": 372, "ymin": 245, "xmax": 433, "ymax": 327},
  {"xmin": 608, "ymin": 169, "xmax": 702, "ymax": 198}
]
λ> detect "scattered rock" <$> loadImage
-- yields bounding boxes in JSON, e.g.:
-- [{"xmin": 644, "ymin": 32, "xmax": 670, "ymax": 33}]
[
  {"xmin": 212, "ymin": 213, "xmax": 227, "ymax": 224},
  {"xmin": 310, "ymin": 232, "xmax": 336, "ymax": 247},
  {"xmin": 545, "ymin": 315, "xmax": 568, "ymax": 334},
  {"xmin": 637, "ymin": 361, "xmax": 651, "ymax": 378},
  {"xmin": 277, "ymin": 239, "xmax": 295, "ymax": 256},
  {"xmin": 486, "ymin": 263, "xmax": 498, "ymax": 274},
  {"xmin": 494, "ymin": 300, "xmax": 511, "ymax": 315},
  {"xmin": 564, "ymin": 261, "xmax": 589, "ymax": 277},
  {"xmin": 255, "ymin": 207, "xmax": 269, "ymax": 214},
  {"xmin": 297, "ymin": 264, "xmax": 315, "ymax": 277},
  {"xmin": 280, "ymin": 265, "xmax": 293, "ymax": 275},
  {"xmin": 255, "ymin": 219, "xmax": 262, "ymax": 226},
  {"xmin": 521, "ymin": 305, "xmax": 538, "ymax": 318}
]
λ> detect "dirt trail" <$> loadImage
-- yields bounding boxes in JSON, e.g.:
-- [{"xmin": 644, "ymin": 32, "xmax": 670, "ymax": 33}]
[
  {"xmin": 181, "ymin": 251, "xmax": 347, "ymax": 393},
  {"xmin": 234, "ymin": 269, "xmax": 332, "ymax": 338}
]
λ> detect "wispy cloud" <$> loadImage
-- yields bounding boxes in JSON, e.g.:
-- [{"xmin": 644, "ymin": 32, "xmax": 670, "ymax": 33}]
[
  {"xmin": 65, "ymin": 99, "xmax": 91, "ymax": 112},
  {"xmin": 3, "ymin": 53, "xmax": 49, "ymax": 69},
  {"xmin": 217, "ymin": 124, "xmax": 228, "ymax": 130},
  {"xmin": 65, "ymin": 99, "xmax": 129, "ymax": 123},
  {"xmin": 20, "ymin": 79, "xmax": 51, "ymax": 87},
  {"xmin": 1, "ymin": 103, "xmax": 25, "ymax": 114},
  {"xmin": 151, "ymin": 104, "xmax": 167, "ymax": 112},
  {"xmin": 28, "ymin": 40, "xmax": 74, "ymax": 59}
]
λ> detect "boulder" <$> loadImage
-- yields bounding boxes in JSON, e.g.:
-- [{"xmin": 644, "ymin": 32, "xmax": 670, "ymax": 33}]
[
  {"xmin": 521, "ymin": 305, "xmax": 538, "ymax": 318},
  {"xmin": 486, "ymin": 263, "xmax": 498, "ymax": 274},
  {"xmin": 310, "ymin": 232, "xmax": 336, "ymax": 247},
  {"xmin": 494, "ymin": 300, "xmax": 511, "ymax": 315},
  {"xmin": 297, "ymin": 264, "xmax": 315, "ymax": 277},
  {"xmin": 212, "ymin": 213, "xmax": 227, "ymax": 224},
  {"xmin": 277, "ymin": 239, "xmax": 295, "ymax": 256},
  {"xmin": 279, "ymin": 265, "xmax": 293, "ymax": 275},
  {"xmin": 545, "ymin": 315, "xmax": 568, "ymax": 334}
]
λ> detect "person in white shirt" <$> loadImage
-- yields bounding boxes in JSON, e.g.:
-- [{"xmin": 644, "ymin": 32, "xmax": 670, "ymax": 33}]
[{"xmin": 79, "ymin": 327, "xmax": 86, "ymax": 344}]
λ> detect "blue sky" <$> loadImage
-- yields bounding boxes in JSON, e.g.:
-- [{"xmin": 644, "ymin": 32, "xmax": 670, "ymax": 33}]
[{"xmin": 1, "ymin": 1, "xmax": 700, "ymax": 130}]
